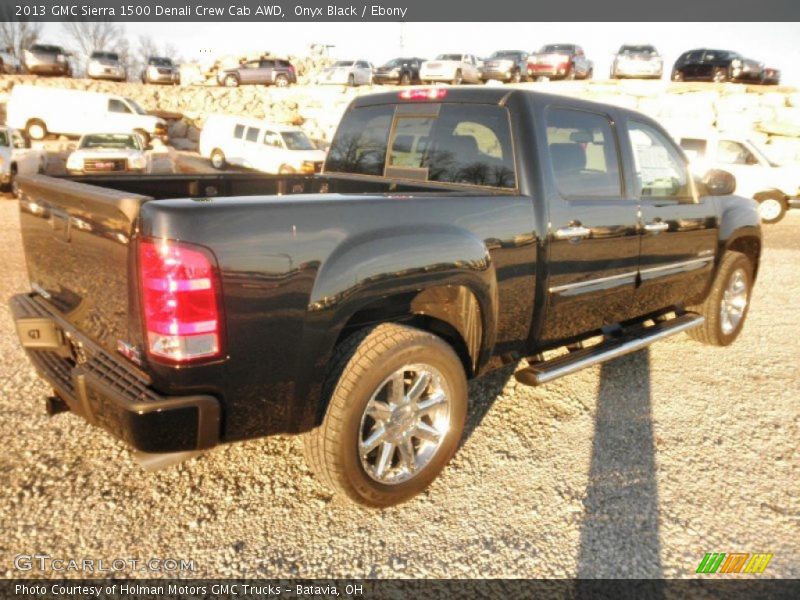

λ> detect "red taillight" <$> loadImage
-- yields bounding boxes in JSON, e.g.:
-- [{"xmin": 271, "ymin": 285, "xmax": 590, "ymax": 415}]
[
  {"xmin": 399, "ymin": 88, "xmax": 447, "ymax": 101},
  {"xmin": 139, "ymin": 238, "xmax": 222, "ymax": 363}
]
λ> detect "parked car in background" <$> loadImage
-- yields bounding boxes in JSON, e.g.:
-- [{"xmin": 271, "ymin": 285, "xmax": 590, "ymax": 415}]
[
  {"xmin": 217, "ymin": 58, "xmax": 297, "ymax": 87},
  {"xmin": 528, "ymin": 44, "xmax": 593, "ymax": 80},
  {"xmin": 372, "ymin": 58, "xmax": 425, "ymax": 85},
  {"xmin": 762, "ymin": 67, "xmax": 781, "ymax": 85},
  {"xmin": 676, "ymin": 130, "xmax": 799, "ymax": 223},
  {"xmin": 318, "ymin": 60, "xmax": 373, "ymax": 86},
  {"xmin": 142, "ymin": 56, "xmax": 180, "ymax": 85},
  {"xmin": 0, "ymin": 46, "xmax": 21, "ymax": 74},
  {"xmin": 200, "ymin": 114, "xmax": 326, "ymax": 174},
  {"xmin": 611, "ymin": 45, "xmax": 663, "ymax": 79},
  {"xmin": 420, "ymin": 54, "xmax": 482, "ymax": 84},
  {"xmin": 87, "ymin": 51, "xmax": 126, "ymax": 82},
  {"xmin": 7, "ymin": 85, "xmax": 166, "ymax": 144},
  {"xmin": 481, "ymin": 50, "xmax": 529, "ymax": 83},
  {"xmin": 0, "ymin": 126, "xmax": 44, "ymax": 196},
  {"xmin": 22, "ymin": 44, "xmax": 71, "ymax": 76},
  {"xmin": 66, "ymin": 133, "xmax": 148, "ymax": 176},
  {"xmin": 671, "ymin": 49, "xmax": 764, "ymax": 83}
]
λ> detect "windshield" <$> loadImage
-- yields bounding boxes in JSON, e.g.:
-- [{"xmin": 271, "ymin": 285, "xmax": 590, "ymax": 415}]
[
  {"xmin": 382, "ymin": 59, "xmax": 401, "ymax": 68},
  {"xmin": 746, "ymin": 139, "xmax": 781, "ymax": 167},
  {"xmin": 332, "ymin": 61, "xmax": 354, "ymax": 67},
  {"xmin": 148, "ymin": 57, "xmax": 173, "ymax": 66},
  {"xmin": 79, "ymin": 134, "xmax": 140, "ymax": 150},
  {"xmin": 124, "ymin": 98, "xmax": 148, "ymax": 115},
  {"xmin": 30, "ymin": 45, "xmax": 63, "ymax": 54},
  {"xmin": 540, "ymin": 45, "xmax": 573, "ymax": 54},
  {"xmin": 619, "ymin": 45, "xmax": 657, "ymax": 55},
  {"xmin": 91, "ymin": 52, "xmax": 119, "ymax": 61},
  {"xmin": 436, "ymin": 54, "xmax": 463, "ymax": 61},
  {"xmin": 281, "ymin": 131, "xmax": 315, "ymax": 151},
  {"xmin": 490, "ymin": 51, "xmax": 521, "ymax": 59}
]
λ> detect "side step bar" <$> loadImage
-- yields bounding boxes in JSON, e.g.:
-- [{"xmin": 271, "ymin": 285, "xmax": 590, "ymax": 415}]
[{"xmin": 515, "ymin": 314, "xmax": 704, "ymax": 386}]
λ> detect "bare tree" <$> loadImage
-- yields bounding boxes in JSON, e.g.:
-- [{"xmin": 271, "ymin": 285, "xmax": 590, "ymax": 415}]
[
  {"xmin": 137, "ymin": 35, "xmax": 181, "ymax": 64},
  {"xmin": 0, "ymin": 21, "xmax": 43, "ymax": 58},
  {"xmin": 62, "ymin": 21, "xmax": 124, "ymax": 61}
]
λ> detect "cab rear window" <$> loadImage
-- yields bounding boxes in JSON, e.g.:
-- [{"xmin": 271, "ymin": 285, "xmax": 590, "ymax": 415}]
[{"xmin": 325, "ymin": 104, "xmax": 517, "ymax": 189}]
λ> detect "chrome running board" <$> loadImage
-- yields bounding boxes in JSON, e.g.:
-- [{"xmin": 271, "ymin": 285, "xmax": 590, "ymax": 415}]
[{"xmin": 514, "ymin": 313, "xmax": 704, "ymax": 386}]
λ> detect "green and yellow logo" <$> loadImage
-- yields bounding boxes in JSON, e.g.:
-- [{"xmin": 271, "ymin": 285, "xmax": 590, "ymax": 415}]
[{"xmin": 696, "ymin": 553, "xmax": 773, "ymax": 574}]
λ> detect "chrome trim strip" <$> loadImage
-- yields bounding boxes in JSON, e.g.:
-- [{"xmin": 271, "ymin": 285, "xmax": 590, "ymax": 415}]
[
  {"xmin": 639, "ymin": 256, "xmax": 713, "ymax": 276},
  {"xmin": 549, "ymin": 270, "xmax": 638, "ymax": 294}
]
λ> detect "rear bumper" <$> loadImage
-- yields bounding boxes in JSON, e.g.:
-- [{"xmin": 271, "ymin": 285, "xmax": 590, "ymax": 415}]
[
  {"xmin": 10, "ymin": 293, "xmax": 220, "ymax": 454},
  {"xmin": 481, "ymin": 70, "xmax": 514, "ymax": 81},
  {"xmin": 25, "ymin": 63, "xmax": 70, "ymax": 75}
]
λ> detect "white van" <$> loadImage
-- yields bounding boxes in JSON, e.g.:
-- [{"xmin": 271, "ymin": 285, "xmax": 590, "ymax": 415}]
[
  {"xmin": 674, "ymin": 130, "xmax": 799, "ymax": 224},
  {"xmin": 199, "ymin": 114, "xmax": 326, "ymax": 174},
  {"xmin": 6, "ymin": 85, "xmax": 166, "ymax": 144}
]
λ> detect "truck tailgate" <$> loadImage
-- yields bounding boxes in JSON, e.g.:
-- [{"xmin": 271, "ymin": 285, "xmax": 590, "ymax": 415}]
[{"xmin": 17, "ymin": 175, "xmax": 151, "ymax": 357}]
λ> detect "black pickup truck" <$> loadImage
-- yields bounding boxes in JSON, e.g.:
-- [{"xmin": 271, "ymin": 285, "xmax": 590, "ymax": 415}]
[{"xmin": 11, "ymin": 88, "xmax": 761, "ymax": 506}]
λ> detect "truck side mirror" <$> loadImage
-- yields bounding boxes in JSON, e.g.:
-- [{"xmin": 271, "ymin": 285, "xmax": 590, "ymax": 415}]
[{"xmin": 701, "ymin": 169, "xmax": 736, "ymax": 196}]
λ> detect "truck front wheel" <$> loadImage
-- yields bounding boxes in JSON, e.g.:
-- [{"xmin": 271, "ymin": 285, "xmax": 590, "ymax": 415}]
[
  {"xmin": 687, "ymin": 251, "xmax": 753, "ymax": 346},
  {"xmin": 303, "ymin": 323, "xmax": 467, "ymax": 507}
]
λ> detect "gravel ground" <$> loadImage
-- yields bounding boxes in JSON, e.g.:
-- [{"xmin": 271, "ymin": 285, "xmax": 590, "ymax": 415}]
[{"xmin": 0, "ymin": 199, "xmax": 797, "ymax": 579}]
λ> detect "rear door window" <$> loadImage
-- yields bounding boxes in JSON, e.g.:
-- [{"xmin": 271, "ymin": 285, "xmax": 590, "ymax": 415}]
[
  {"xmin": 233, "ymin": 124, "xmax": 245, "ymax": 139},
  {"xmin": 545, "ymin": 108, "xmax": 622, "ymax": 198},
  {"xmin": 326, "ymin": 103, "xmax": 516, "ymax": 189},
  {"xmin": 245, "ymin": 127, "xmax": 260, "ymax": 143}
]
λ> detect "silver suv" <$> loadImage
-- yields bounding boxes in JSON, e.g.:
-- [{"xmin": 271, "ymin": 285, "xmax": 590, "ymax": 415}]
[
  {"xmin": 217, "ymin": 58, "xmax": 297, "ymax": 87},
  {"xmin": 22, "ymin": 44, "xmax": 71, "ymax": 77}
]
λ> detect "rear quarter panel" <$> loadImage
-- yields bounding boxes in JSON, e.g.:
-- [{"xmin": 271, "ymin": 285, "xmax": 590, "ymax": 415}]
[{"xmin": 139, "ymin": 192, "xmax": 539, "ymax": 441}]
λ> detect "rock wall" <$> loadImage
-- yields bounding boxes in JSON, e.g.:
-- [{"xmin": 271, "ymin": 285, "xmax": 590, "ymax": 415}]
[{"xmin": 1, "ymin": 75, "xmax": 799, "ymax": 164}]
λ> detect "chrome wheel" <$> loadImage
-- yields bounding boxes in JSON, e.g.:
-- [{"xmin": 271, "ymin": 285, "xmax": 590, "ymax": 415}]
[
  {"xmin": 720, "ymin": 268, "xmax": 748, "ymax": 335},
  {"xmin": 758, "ymin": 198, "xmax": 783, "ymax": 222},
  {"xmin": 359, "ymin": 364, "xmax": 451, "ymax": 485}
]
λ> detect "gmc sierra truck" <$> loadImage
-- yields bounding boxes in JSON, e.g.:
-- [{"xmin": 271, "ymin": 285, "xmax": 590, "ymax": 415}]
[{"xmin": 11, "ymin": 88, "xmax": 761, "ymax": 506}]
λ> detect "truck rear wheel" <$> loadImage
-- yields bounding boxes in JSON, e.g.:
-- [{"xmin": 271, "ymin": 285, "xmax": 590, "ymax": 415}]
[
  {"xmin": 687, "ymin": 251, "xmax": 753, "ymax": 346},
  {"xmin": 210, "ymin": 149, "xmax": 226, "ymax": 170},
  {"xmin": 756, "ymin": 195, "xmax": 787, "ymax": 224},
  {"xmin": 303, "ymin": 323, "xmax": 467, "ymax": 507}
]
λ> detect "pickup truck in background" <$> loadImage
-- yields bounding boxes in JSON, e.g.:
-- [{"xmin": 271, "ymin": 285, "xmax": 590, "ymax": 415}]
[
  {"xmin": 676, "ymin": 130, "xmax": 799, "ymax": 223},
  {"xmin": 11, "ymin": 88, "xmax": 761, "ymax": 507}
]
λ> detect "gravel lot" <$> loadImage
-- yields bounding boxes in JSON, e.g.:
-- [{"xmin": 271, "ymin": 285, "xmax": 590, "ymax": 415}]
[{"xmin": 0, "ymin": 198, "xmax": 797, "ymax": 579}]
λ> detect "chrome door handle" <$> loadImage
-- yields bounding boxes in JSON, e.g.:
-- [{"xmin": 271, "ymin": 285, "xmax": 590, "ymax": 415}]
[
  {"xmin": 555, "ymin": 225, "xmax": 592, "ymax": 240},
  {"xmin": 644, "ymin": 221, "xmax": 669, "ymax": 233}
]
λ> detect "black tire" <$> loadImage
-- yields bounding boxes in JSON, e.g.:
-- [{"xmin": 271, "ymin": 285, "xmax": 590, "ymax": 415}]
[
  {"xmin": 399, "ymin": 72, "xmax": 411, "ymax": 86},
  {"xmin": 755, "ymin": 194, "xmax": 787, "ymax": 224},
  {"xmin": 9, "ymin": 165, "xmax": 19, "ymax": 197},
  {"xmin": 274, "ymin": 74, "xmax": 289, "ymax": 88},
  {"xmin": 712, "ymin": 68, "xmax": 728, "ymax": 83},
  {"xmin": 134, "ymin": 129, "xmax": 151, "ymax": 147},
  {"xmin": 25, "ymin": 119, "xmax": 47, "ymax": 141},
  {"xmin": 303, "ymin": 323, "xmax": 468, "ymax": 507},
  {"xmin": 672, "ymin": 70, "xmax": 684, "ymax": 82},
  {"xmin": 210, "ymin": 149, "xmax": 226, "ymax": 170},
  {"xmin": 687, "ymin": 251, "xmax": 753, "ymax": 347},
  {"xmin": 224, "ymin": 74, "xmax": 239, "ymax": 87},
  {"xmin": 452, "ymin": 70, "xmax": 463, "ymax": 85},
  {"xmin": 584, "ymin": 68, "xmax": 594, "ymax": 80}
]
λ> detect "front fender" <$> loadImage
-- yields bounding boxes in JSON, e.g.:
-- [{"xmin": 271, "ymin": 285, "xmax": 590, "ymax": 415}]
[
  {"xmin": 717, "ymin": 195, "xmax": 761, "ymax": 249},
  {"xmin": 294, "ymin": 225, "xmax": 497, "ymax": 428}
]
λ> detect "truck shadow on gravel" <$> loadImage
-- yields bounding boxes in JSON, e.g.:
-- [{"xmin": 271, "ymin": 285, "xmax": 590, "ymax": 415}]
[
  {"xmin": 460, "ymin": 350, "xmax": 664, "ymax": 583},
  {"xmin": 576, "ymin": 348, "xmax": 664, "ymax": 587}
]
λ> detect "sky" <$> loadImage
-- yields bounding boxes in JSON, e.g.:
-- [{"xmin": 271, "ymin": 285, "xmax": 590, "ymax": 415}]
[{"xmin": 38, "ymin": 21, "xmax": 800, "ymax": 85}]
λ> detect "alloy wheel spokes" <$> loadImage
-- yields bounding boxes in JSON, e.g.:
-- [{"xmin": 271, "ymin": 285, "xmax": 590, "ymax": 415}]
[
  {"xmin": 359, "ymin": 364, "xmax": 451, "ymax": 484},
  {"xmin": 720, "ymin": 269, "xmax": 748, "ymax": 334}
]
